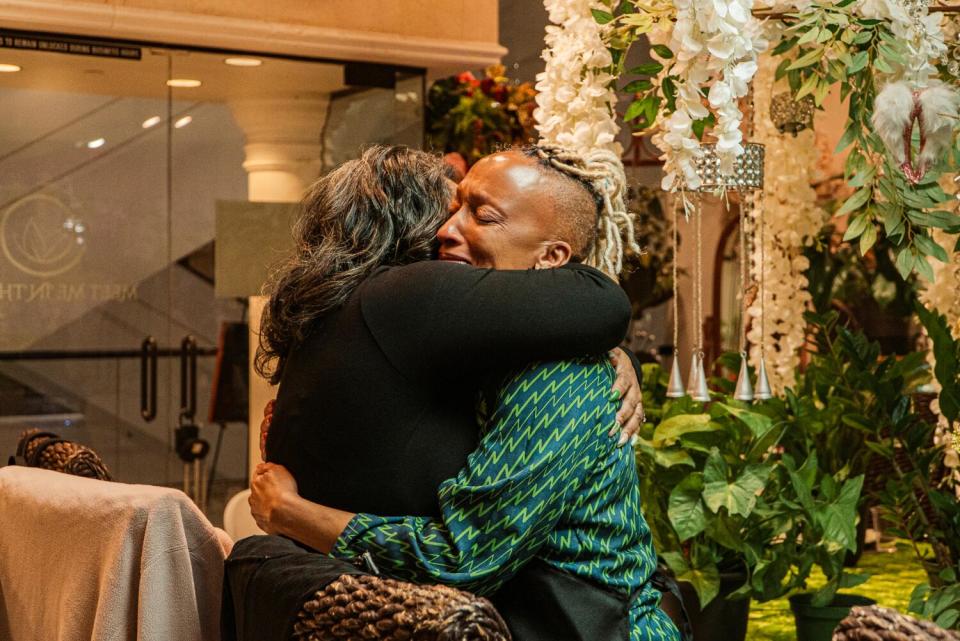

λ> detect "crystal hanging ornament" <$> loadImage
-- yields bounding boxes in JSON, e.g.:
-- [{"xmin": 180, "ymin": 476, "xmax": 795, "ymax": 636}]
[
  {"xmin": 755, "ymin": 356, "xmax": 773, "ymax": 400},
  {"xmin": 691, "ymin": 354, "xmax": 711, "ymax": 402},
  {"xmin": 769, "ymin": 93, "xmax": 814, "ymax": 136},
  {"xmin": 734, "ymin": 353, "xmax": 754, "ymax": 402},
  {"xmin": 694, "ymin": 143, "xmax": 765, "ymax": 192},
  {"xmin": 666, "ymin": 351, "xmax": 686, "ymax": 398}
]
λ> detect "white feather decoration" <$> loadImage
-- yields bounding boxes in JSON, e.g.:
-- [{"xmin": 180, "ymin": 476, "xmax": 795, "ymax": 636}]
[
  {"xmin": 918, "ymin": 82, "xmax": 960, "ymax": 171},
  {"xmin": 872, "ymin": 82, "xmax": 915, "ymax": 166},
  {"xmin": 872, "ymin": 80, "xmax": 960, "ymax": 184}
]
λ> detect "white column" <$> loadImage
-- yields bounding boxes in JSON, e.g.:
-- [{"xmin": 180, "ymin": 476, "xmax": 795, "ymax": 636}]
[{"xmin": 229, "ymin": 95, "xmax": 329, "ymax": 479}]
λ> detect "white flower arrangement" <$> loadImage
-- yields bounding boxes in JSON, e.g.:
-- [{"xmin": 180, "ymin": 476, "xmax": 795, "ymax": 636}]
[
  {"xmin": 535, "ymin": 0, "xmax": 622, "ymax": 156},
  {"xmin": 856, "ymin": 0, "xmax": 947, "ymax": 85},
  {"xmin": 745, "ymin": 54, "xmax": 826, "ymax": 395},
  {"xmin": 653, "ymin": 0, "xmax": 767, "ymax": 192}
]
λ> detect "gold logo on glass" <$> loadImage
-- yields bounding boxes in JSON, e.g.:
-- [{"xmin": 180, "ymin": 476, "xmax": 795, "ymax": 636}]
[{"xmin": 1, "ymin": 194, "xmax": 86, "ymax": 278}]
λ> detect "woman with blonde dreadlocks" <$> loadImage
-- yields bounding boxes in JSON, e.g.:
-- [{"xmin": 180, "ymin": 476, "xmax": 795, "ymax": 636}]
[{"xmin": 251, "ymin": 144, "xmax": 679, "ymax": 641}]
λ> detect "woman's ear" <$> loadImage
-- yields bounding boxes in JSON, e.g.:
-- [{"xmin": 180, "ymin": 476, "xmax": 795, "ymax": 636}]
[{"xmin": 534, "ymin": 241, "xmax": 573, "ymax": 269}]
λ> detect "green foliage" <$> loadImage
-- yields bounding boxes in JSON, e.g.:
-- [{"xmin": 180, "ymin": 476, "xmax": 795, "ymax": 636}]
[
  {"xmin": 772, "ymin": 1, "xmax": 960, "ymax": 280},
  {"xmin": 590, "ymin": 0, "xmax": 675, "ymax": 132},
  {"xmin": 795, "ymin": 311, "xmax": 960, "ymax": 629},
  {"xmin": 636, "ymin": 360, "xmax": 865, "ymax": 608},
  {"xmin": 914, "ymin": 304, "xmax": 960, "ymax": 424},
  {"xmin": 788, "ymin": 310, "xmax": 929, "ymax": 478},
  {"xmin": 910, "ymin": 575, "xmax": 960, "ymax": 631}
]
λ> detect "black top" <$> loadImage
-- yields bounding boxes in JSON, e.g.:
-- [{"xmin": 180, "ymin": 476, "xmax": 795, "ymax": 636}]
[{"xmin": 266, "ymin": 261, "xmax": 631, "ymax": 517}]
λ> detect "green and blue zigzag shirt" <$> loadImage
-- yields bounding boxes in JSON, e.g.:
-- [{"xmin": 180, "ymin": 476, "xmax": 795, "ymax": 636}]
[{"xmin": 333, "ymin": 357, "xmax": 679, "ymax": 641}]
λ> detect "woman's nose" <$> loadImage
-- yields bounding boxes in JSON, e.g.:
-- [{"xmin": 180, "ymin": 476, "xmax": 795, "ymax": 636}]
[{"xmin": 437, "ymin": 213, "xmax": 462, "ymax": 245}]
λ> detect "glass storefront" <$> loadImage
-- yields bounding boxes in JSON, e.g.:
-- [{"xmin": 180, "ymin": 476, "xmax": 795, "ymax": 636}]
[{"xmin": 0, "ymin": 31, "xmax": 424, "ymax": 512}]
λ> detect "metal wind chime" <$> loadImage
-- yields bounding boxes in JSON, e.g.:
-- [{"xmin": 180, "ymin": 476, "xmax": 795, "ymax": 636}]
[{"xmin": 665, "ymin": 142, "xmax": 770, "ymax": 402}]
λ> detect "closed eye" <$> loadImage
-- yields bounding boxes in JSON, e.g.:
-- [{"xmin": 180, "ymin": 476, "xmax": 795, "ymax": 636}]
[{"xmin": 474, "ymin": 205, "xmax": 505, "ymax": 225}]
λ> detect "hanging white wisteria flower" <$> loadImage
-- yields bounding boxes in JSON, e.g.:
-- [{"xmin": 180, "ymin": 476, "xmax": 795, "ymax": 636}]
[
  {"xmin": 652, "ymin": 0, "xmax": 767, "ymax": 192},
  {"xmin": 535, "ymin": 0, "xmax": 622, "ymax": 156},
  {"xmin": 856, "ymin": 0, "xmax": 947, "ymax": 84},
  {"xmin": 745, "ymin": 54, "xmax": 826, "ymax": 395}
]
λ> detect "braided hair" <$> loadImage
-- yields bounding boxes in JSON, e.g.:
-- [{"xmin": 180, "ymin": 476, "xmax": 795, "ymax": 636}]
[{"xmin": 521, "ymin": 144, "xmax": 641, "ymax": 278}]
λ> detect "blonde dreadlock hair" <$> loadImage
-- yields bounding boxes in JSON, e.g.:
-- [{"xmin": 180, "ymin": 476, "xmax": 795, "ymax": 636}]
[{"xmin": 522, "ymin": 144, "xmax": 641, "ymax": 278}]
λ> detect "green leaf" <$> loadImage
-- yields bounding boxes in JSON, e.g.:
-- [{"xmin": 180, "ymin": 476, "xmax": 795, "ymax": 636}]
[
  {"xmin": 624, "ymin": 99, "xmax": 646, "ymax": 122},
  {"xmin": 654, "ymin": 448, "xmax": 696, "ymax": 468},
  {"xmin": 772, "ymin": 37, "xmax": 799, "ymax": 56},
  {"xmin": 628, "ymin": 62, "xmax": 664, "ymax": 76},
  {"xmin": 847, "ymin": 50, "xmax": 870, "ymax": 74},
  {"xmin": 796, "ymin": 72, "xmax": 820, "ymax": 100},
  {"xmin": 859, "ymin": 224, "xmax": 877, "ymax": 255},
  {"xmin": 813, "ymin": 79, "xmax": 832, "ymax": 106},
  {"xmin": 895, "ymin": 247, "xmax": 916, "ymax": 279},
  {"xmin": 623, "ymin": 79, "xmax": 653, "ymax": 93},
  {"xmin": 913, "ymin": 210, "xmax": 960, "ymax": 229},
  {"xmin": 874, "ymin": 56, "xmax": 894, "ymax": 74},
  {"xmin": 878, "ymin": 43, "xmax": 904, "ymax": 64},
  {"xmin": 788, "ymin": 47, "xmax": 826, "ymax": 70},
  {"xmin": 653, "ymin": 413, "xmax": 716, "ymax": 446},
  {"xmin": 668, "ymin": 474, "xmax": 707, "ymax": 540},
  {"xmin": 835, "ymin": 123, "xmax": 858, "ymax": 154},
  {"xmin": 676, "ymin": 562, "xmax": 721, "ymax": 608},
  {"xmin": 915, "ymin": 303, "xmax": 960, "ymax": 423},
  {"xmin": 798, "ymin": 27, "xmax": 822, "ymax": 45},
  {"xmin": 835, "ymin": 187, "xmax": 872, "ymax": 217},
  {"xmin": 715, "ymin": 403, "xmax": 774, "ymax": 440},
  {"xmin": 842, "ymin": 212, "xmax": 869, "ymax": 241},
  {"xmin": 916, "ymin": 254, "xmax": 935, "ymax": 281},
  {"xmin": 652, "ymin": 44, "xmax": 673, "ymax": 59},
  {"xmin": 591, "ymin": 8, "xmax": 615, "ymax": 24},
  {"xmin": 692, "ymin": 115, "xmax": 714, "ymax": 141},
  {"xmin": 702, "ymin": 450, "xmax": 771, "ymax": 518},
  {"xmin": 915, "ymin": 233, "xmax": 949, "ymax": 262}
]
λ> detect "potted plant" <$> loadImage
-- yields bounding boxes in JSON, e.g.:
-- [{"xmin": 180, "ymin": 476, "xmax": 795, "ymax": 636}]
[{"xmin": 636, "ymin": 361, "xmax": 867, "ymax": 641}]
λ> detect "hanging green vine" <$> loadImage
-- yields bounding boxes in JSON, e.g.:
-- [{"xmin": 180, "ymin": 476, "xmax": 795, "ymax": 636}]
[{"xmin": 772, "ymin": 0, "xmax": 960, "ymax": 280}]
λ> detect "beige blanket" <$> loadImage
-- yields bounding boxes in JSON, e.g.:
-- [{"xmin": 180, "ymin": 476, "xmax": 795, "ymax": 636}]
[{"xmin": 0, "ymin": 466, "xmax": 233, "ymax": 641}]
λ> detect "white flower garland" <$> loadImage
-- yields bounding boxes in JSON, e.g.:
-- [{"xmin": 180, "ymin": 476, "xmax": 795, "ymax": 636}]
[
  {"xmin": 653, "ymin": 0, "xmax": 767, "ymax": 192},
  {"xmin": 535, "ymin": 0, "xmax": 622, "ymax": 156},
  {"xmin": 857, "ymin": 0, "xmax": 947, "ymax": 86},
  {"xmin": 746, "ymin": 53, "xmax": 826, "ymax": 395}
]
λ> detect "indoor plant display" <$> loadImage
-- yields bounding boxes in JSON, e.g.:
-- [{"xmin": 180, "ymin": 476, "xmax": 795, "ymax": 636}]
[{"xmin": 636, "ymin": 361, "xmax": 866, "ymax": 641}]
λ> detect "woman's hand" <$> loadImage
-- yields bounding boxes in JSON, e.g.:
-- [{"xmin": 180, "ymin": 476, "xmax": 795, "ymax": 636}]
[
  {"xmin": 609, "ymin": 348, "xmax": 644, "ymax": 447},
  {"xmin": 249, "ymin": 462, "xmax": 298, "ymax": 535},
  {"xmin": 259, "ymin": 399, "xmax": 275, "ymax": 462}
]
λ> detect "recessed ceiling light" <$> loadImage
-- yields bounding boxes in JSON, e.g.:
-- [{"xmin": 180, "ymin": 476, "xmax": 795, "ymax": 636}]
[
  {"xmin": 0, "ymin": 64, "xmax": 21, "ymax": 73},
  {"xmin": 224, "ymin": 57, "xmax": 262, "ymax": 67},
  {"xmin": 142, "ymin": 116, "xmax": 161, "ymax": 129},
  {"xmin": 87, "ymin": 138, "xmax": 105, "ymax": 149},
  {"xmin": 174, "ymin": 116, "xmax": 193, "ymax": 129},
  {"xmin": 166, "ymin": 78, "xmax": 201, "ymax": 88}
]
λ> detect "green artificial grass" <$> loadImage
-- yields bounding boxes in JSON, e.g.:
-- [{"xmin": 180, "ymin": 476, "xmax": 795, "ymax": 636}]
[{"xmin": 747, "ymin": 542, "xmax": 929, "ymax": 640}]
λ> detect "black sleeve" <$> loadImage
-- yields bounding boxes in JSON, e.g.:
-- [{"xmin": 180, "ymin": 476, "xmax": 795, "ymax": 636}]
[
  {"xmin": 622, "ymin": 347, "xmax": 644, "ymax": 388},
  {"xmin": 359, "ymin": 261, "xmax": 631, "ymax": 382}
]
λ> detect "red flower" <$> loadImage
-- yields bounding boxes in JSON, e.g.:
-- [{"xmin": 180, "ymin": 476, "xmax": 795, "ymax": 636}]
[{"xmin": 457, "ymin": 71, "xmax": 479, "ymax": 86}]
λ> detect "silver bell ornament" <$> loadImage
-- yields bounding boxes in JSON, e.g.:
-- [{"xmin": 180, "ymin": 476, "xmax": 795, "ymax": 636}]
[
  {"xmin": 691, "ymin": 354, "xmax": 711, "ymax": 402},
  {"xmin": 687, "ymin": 352, "xmax": 701, "ymax": 396},
  {"xmin": 666, "ymin": 352, "xmax": 686, "ymax": 398},
  {"xmin": 733, "ymin": 353, "xmax": 754, "ymax": 402},
  {"xmin": 755, "ymin": 356, "xmax": 773, "ymax": 400}
]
